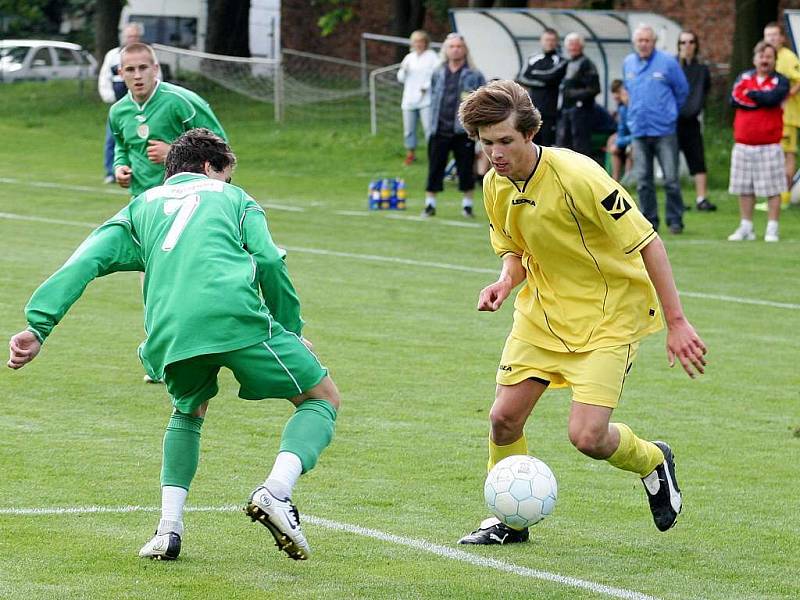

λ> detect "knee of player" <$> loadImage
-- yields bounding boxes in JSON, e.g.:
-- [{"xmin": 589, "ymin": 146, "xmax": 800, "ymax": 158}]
[
  {"xmin": 568, "ymin": 426, "xmax": 605, "ymax": 457},
  {"xmin": 489, "ymin": 406, "xmax": 524, "ymax": 440},
  {"xmin": 315, "ymin": 376, "xmax": 341, "ymax": 411}
]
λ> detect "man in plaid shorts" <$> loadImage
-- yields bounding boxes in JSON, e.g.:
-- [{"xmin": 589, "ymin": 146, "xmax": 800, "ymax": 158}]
[{"xmin": 728, "ymin": 41, "xmax": 790, "ymax": 242}]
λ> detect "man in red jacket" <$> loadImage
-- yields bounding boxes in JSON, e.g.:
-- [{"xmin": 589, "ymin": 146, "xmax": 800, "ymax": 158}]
[{"xmin": 728, "ymin": 41, "xmax": 790, "ymax": 242}]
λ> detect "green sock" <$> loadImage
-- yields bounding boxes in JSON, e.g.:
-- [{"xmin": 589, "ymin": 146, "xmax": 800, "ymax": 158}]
[
  {"xmin": 279, "ymin": 399, "xmax": 337, "ymax": 473},
  {"xmin": 160, "ymin": 412, "xmax": 204, "ymax": 490}
]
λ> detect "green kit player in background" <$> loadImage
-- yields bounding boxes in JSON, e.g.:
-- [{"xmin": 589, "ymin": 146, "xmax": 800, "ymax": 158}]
[
  {"xmin": 110, "ymin": 42, "xmax": 227, "ymax": 198},
  {"xmin": 7, "ymin": 129, "xmax": 340, "ymax": 561}
]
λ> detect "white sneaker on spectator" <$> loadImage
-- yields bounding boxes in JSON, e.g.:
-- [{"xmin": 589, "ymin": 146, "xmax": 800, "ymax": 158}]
[
  {"xmin": 728, "ymin": 225, "xmax": 756, "ymax": 241},
  {"xmin": 764, "ymin": 223, "xmax": 779, "ymax": 242}
]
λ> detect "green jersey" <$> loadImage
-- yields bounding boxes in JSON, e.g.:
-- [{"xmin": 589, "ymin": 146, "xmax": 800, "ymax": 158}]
[
  {"xmin": 25, "ymin": 173, "xmax": 302, "ymax": 380},
  {"xmin": 109, "ymin": 81, "xmax": 227, "ymax": 197}
]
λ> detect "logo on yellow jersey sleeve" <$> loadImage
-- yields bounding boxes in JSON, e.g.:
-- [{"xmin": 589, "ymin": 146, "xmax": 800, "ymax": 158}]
[{"xmin": 600, "ymin": 189, "xmax": 632, "ymax": 220}]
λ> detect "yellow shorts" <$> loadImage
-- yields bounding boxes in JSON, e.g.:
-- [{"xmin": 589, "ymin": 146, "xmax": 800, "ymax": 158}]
[
  {"xmin": 781, "ymin": 125, "xmax": 797, "ymax": 154},
  {"xmin": 496, "ymin": 335, "xmax": 639, "ymax": 408}
]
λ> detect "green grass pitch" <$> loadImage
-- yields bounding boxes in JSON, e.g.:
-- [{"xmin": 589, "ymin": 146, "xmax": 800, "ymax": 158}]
[{"xmin": 0, "ymin": 81, "xmax": 798, "ymax": 599}]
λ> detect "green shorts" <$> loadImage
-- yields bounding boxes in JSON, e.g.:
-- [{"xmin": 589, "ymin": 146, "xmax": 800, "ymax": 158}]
[{"xmin": 164, "ymin": 328, "xmax": 328, "ymax": 414}]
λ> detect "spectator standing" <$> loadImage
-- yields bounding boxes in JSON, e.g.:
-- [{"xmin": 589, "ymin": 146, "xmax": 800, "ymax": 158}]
[
  {"xmin": 98, "ymin": 22, "xmax": 143, "ymax": 184},
  {"xmin": 623, "ymin": 24, "xmax": 689, "ymax": 234},
  {"xmin": 677, "ymin": 30, "xmax": 715, "ymax": 212},
  {"xmin": 397, "ymin": 30, "xmax": 439, "ymax": 166},
  {"xmin": 517, "ymin": 28, "xmax": 564, "ymax": 146},
  {"xmin": 423, "ymin": 33, "xmax": 485, "ymax": 218},
  {"xmin": 607, "ymin": 79, "xmax": 633, "ymax": 182},
  {"xmin": 556, "ymin": 33, "xmax": 600, "ymax": 158},
  {"xmin": 728, "ymin": 42, "xmax": 789, "ymax": 243},
  {"xmin": 763, "ymin": 22, "xmax": 800, "ymax": 207}
]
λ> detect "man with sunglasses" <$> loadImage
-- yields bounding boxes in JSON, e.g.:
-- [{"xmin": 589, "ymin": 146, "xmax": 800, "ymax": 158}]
[{"xmin": 7, "ymin": 129, "xmax": 341, "ymax": 562}]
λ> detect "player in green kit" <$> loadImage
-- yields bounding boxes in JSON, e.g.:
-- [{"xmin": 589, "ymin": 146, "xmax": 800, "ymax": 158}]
[
  {"xmin": 7, "ymin": 129, "xmax": 339, "ymax": 562},
  {"xmin": 110, "ymin": 42, "xmax": 227, "ymax": 198}
]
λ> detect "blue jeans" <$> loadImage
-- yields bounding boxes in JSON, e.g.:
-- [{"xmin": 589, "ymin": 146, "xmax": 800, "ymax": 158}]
[
  {"xmin": 402, "ymin": 106, "xmax": 432, "ymax": 151},
  {"xmin": 632, "ymin": 134, "xmax": 684, "ymax": 231},
  {"xmin": 104, "ymin": 121, "xmax": 115, "ymax": 177}
]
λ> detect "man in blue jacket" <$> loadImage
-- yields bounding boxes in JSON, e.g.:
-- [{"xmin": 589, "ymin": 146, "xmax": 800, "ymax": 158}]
[
  {"xmin": 623, "ymin": 24, "xmax": 689, "ymax": 234},
  {"xmin": 423, "ymin": 33, "xmax": 486, "ymax": 218}
]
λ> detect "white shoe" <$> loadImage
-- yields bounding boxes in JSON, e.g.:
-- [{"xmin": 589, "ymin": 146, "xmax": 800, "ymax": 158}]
[
  {"xmin": 764, "ymin": 231, "xmax": 779, "ymax": 242},
  {"xmin": 143, "ymin": 374, "xmax": 164, "ymax": 384},
  {"xmin": 138, "ymin": 532, "xmax": 181, "ymax": 560},
  {"xmin": 245, "ymin": 486, "xmax": 310, "ymax": 560},
  {"xmin": 727, "ymin": 226, "xmax": 756, "ymax": 241}
]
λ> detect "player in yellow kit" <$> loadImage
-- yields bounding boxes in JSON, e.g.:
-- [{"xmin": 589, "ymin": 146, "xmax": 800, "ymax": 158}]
[
  {"xmin": 456, "ymin": 80, "xmax": 707, "ymax": 545},
  {"xmin": 764, "ymin": 22, "xmax": 800, "ymax": 205}
]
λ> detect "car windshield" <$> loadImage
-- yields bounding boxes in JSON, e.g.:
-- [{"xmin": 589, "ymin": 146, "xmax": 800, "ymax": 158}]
[{"xmin": 0, "ymin": 46, "xmax": 29, "ymax": 65}]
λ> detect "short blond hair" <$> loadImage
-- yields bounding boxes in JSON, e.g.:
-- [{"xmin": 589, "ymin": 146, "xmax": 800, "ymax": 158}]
[
  {"xmin": 409, "ymin": 30, "xmax": 430, "ymax": 49},
  {"xmin": 120, "ymin": 42, "xmax": 158, "ymax": 65},
  {"xmin": 459, "ymin": 80, "xmax": 541, "ymax": 139}
]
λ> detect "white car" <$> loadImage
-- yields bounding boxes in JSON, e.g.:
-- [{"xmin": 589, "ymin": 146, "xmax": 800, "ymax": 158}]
[{"xmin": 0, "ymin": 39, "xmax": 97, "ymax": 82}]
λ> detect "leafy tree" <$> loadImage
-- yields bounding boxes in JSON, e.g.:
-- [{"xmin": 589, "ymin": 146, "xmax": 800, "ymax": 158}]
[{"xmin": 206, "ymin": 0, "xmax": 251, "ymax": 57}]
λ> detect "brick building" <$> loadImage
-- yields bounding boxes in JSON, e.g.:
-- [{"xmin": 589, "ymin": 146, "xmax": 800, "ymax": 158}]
[{"xmin": 281, "ymin": 1, "xmax": 797, "ymax": 77}]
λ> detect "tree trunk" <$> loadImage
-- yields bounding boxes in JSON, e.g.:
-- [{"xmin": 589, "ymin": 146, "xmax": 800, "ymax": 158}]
[
  {"xmin": 94, "ymin": 0, "xmax": 125, "ymax": 62},
  {"xmin": 206, "ymin": 0, "xmax": 251, "ymax": 57},
  {"xmin": 392, "ymin": 0, "xmax": 426, "ymax": 62}
]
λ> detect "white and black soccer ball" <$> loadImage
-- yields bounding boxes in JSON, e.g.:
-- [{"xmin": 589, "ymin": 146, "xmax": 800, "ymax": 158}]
[{"xmin": 484, "ymin": 455, "xmax": 557, "ymax": 529}]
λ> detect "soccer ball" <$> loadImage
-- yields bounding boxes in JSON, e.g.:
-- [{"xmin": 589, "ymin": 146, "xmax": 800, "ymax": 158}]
[{"xmin": 484, "ymin": 455, "xmax": 557, "ymax": 529}]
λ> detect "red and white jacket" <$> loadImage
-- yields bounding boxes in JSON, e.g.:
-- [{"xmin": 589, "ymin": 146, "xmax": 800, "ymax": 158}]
[{"xmin": 730, "ymin": 69, "xmax": 790, "ymax": 145}]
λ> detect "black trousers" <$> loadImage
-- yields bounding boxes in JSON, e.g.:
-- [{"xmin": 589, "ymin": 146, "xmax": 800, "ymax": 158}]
[
  {"xmin": 426, "ymin": 132, "xmax": 476, "ymax": 193},
  {"xmin": 534, "ymin": 114, "xmax": 558, "ymax": 146},
  {"xmin": 556, "ymin": 106, "xmax": 593, "ymax": 157}
]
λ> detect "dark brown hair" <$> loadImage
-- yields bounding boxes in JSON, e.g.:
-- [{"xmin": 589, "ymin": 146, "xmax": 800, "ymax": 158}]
[
  {"xmin": 754, "ymin": 40, "xmax": 777, "ymax": 59},
  {"xmin": 677, "ymin": 30, "xmax": 701, "ymax": 64},
  {"xmin": 610, "ymin": 79, "xmax": 624, "ymax": 93},
  {"xmin": 459, "ymin": 80, "xmax": 541, "ymax": 139},
  {"xmin": 165, "ymin": 128, "xmax": 236, "ymax": 179}
]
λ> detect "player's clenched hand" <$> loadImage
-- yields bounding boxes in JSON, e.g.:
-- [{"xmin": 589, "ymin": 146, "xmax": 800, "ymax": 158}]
[
  {"xmin": 665, "ymin": 318, "xmax": 707, "ymax": 378},
  {"xmin": 7, "ymin": 330, "xmax": 41, "ymax": 370},
  {"xmin": 478, "ymin": 280, "xmax": 512, "ymax": 312},
  {"xmin": 115, "ymin": 165, "xmax": 132, "ymax": 188},
  {"xmin": 147, "ymin": 140, "xmax": 171, "ymax": 164}
]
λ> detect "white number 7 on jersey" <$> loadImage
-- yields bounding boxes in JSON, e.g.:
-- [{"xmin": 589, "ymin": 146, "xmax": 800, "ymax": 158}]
[{"xmin": 161, "ymin": 194, "xmax": 200, "ymax": 251}]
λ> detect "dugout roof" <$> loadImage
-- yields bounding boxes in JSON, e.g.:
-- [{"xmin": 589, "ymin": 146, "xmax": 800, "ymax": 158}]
[{"xmin": 450, "ymin": 8, "xmax": 683, "ymax": 108}]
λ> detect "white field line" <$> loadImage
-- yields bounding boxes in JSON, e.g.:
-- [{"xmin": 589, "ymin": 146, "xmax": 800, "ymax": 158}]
[
  {"xmin": 0, "ymin": 503, "xmax": 659, "ymax": 600},
  {"xmin": 1, "ymin": 211, "xmax": 799, "ymax": 311}
]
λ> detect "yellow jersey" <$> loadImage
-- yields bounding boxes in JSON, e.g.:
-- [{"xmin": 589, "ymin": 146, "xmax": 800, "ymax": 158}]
[
  {"xmin": 483, "ymin": 146, "xmax": 663, "ymax": 353},
  {"xmin": 776, "ymin": 46, "xmax": 800, "ymax": 127}
]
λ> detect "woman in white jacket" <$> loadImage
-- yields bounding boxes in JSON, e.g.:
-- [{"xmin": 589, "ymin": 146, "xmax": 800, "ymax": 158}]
[{"xmin": 397, "ymin": 30, "xmax": 440, "ymax": 165}]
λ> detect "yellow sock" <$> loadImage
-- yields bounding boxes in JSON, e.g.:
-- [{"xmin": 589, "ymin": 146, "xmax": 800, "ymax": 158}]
[
  {"xmin": 606, "ymin": 423, "xmax": 663, "ymax": 477},
  {"xmin": 488, "ymin": 434, "xmax": 528, "ymax": 472}
]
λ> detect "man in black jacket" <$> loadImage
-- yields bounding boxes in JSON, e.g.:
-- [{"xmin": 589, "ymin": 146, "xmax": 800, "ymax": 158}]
[
  {"xmin": 517, "ymin": 28, "xmax": 564, "ymax": 146},
  {"xmin": 556, "ymin": 33, "xmax": 600, "ymax": 158}
]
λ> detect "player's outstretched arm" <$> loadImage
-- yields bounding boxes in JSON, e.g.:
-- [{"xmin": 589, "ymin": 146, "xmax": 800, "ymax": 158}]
[
  {"xmin": 24, "ymin": 222, "xmax": 143, "ymax": 347},
  {"xmin": 640, "ymin": 236, "xmax": 707, "ymax": 378},
  {"xmin": 7, "ymin": 331, "xmax": 41, "ymax": 370},
  {"xmin": 478, "ymin": 254, "xmax": 525, "ymax": 312}
]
